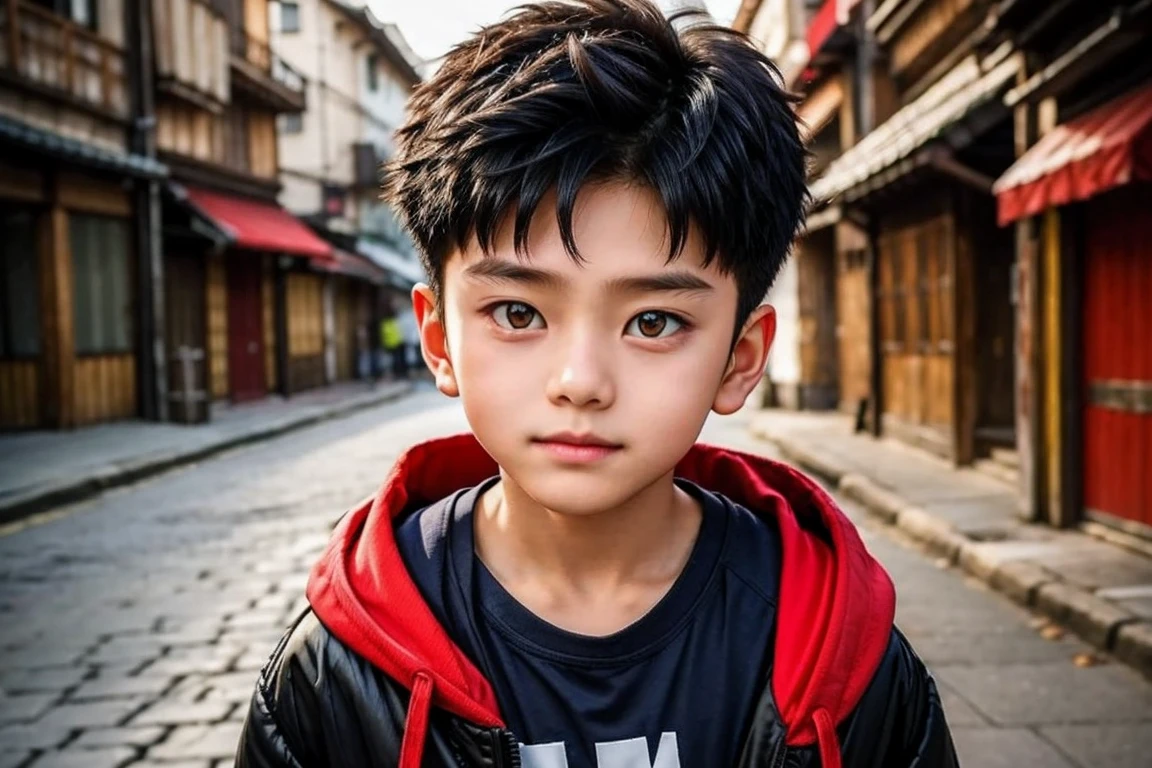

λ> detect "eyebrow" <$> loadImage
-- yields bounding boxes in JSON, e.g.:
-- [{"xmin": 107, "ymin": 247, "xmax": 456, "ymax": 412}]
[
  {"xmin": 462, "ymin": 259, "xmax": 715, "ymax": 295},
  {"xmin": 463, "ymin": 259, "xmax": 565, "ymax": 290}
]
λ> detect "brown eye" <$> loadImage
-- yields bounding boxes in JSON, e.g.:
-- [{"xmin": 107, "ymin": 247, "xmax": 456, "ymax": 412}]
[
  {"xmin": 493, "ymin": 302, "xmax": 543, "ymax": 331},
  {"xmin": 627, "ymin": 311, "xmax": 681, "ymax": 339}
]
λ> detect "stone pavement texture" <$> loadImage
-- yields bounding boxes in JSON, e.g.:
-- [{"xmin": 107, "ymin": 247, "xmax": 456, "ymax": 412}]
[
  {"xmin": 0, "ymin": 380, "xmax": 410, "ymax": 526},
  {"xmin": 0, "ymin": 393, "xmax": 1149, "ymax": 766},
  {"xmin": 749, "ymin": 409, "xmax": 1152, "ymax": 681}
]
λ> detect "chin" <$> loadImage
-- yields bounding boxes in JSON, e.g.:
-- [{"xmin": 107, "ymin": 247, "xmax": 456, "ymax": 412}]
[{"xmin": 508, "ymin": 462, "xmax": 665, "ymax": 516}]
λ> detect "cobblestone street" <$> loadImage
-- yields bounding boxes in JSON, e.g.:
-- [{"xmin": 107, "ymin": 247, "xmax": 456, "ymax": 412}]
[{"xmin": 1, "ymin": 389, "xmax": 1151, "ymax": 767}]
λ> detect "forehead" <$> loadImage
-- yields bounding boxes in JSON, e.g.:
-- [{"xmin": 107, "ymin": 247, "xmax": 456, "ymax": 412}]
[{"xmin": 447, "ymin": 182, "xmax": 730, "ymax": 285}]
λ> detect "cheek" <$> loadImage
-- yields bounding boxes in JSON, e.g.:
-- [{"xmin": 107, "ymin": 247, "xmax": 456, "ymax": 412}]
[
  {"xmin": 451, "ymin": 323, "xmax": 541, "ymax": 425},
  {"xmin": 617, "ymin": 338, "xmax": 729, "ymax": 434}
]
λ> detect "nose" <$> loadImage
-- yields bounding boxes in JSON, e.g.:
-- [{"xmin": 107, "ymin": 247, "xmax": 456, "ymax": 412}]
[{"xmin": 545, "ymin": 329, "xmax": 615, "ymax": 409}]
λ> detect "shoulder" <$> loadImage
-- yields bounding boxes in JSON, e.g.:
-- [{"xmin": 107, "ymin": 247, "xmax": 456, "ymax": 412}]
[
  {"xmin": 710, "ymin": 491, "xmax": 783, "ymax": 606},
  {"xmin": 256, "ymin": 608, "xmax": 404, "ymax": 713},
  {"xmin": 840, "ymin": 628, "xmax": 958, "ymax": 766},
  {"xmin": 242, "ymin": 608, "xmax": 412, "ymax": 763}
]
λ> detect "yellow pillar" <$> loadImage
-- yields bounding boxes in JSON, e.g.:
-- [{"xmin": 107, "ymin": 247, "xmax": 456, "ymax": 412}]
[{"xmin": 1042, "ymin": 208, "xmax": 1063, "ymax": 526}]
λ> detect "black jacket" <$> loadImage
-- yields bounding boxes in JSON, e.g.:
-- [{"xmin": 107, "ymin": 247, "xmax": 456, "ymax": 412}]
[{"xmin": 237, "ymin": 435, "xmax": 958, "ymax": 768}]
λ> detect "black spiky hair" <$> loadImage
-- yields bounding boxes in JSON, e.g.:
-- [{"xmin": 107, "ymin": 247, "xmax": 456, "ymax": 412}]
[{"xmin": 383, "ymin": 0, "xmax": 808, "ymax": 330}]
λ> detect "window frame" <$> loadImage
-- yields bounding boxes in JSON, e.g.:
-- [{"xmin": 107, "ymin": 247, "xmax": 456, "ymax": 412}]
[
  {"xmin": 280, "ymin": 0, "xmax": 301, "ymax": 33},
  {"xmin": 366, "ymin": 53, "xmax": 380, "ymax": 93},
  {"xmin": 0, "ymin": 206, "xmax": 43, "ymax": 360},
  {"xmin": 70, "ymin": 213, "xmax": 135, "ymax": 358},
  {"xmin": 279, "ymin": 112, "xmax": 304, "ymax": 134}
]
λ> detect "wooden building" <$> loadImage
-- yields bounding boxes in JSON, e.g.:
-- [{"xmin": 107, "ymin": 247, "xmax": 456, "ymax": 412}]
[
  {"xmin": 805, "ymin": 0, "xmax": 1020, "ymax": 466},
  {"xmin": 990, "ymin": 0, "xmax": 1152, "ymax": 536},
  {"xmin": 152, "ymin": 0, "xmax": 337, "ymax": 421},
  {"xmin": 270, "ymin": 0, "xmax": 423, "ymax": 389},
  {"xmin": 0, "ymin": 0, "xmax": 167, "ymax": 430}
]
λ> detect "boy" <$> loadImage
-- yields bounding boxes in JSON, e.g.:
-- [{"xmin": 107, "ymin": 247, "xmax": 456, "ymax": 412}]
[{"xmin": 237, "ymin": 1, "xmax": 957, "ymax": 766}]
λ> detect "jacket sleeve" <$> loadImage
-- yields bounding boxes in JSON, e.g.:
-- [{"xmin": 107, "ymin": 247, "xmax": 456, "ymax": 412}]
[
  {"xmin": 235, "ymin": 612, "xmax": 325, "ymax": 768},
  {"xmin": 236, "ymin": 677, "xmax": 308, "ymax": 768},
  {"xmin": 840, "ymin": 628, "xmax": 959, "ymax": 768}
]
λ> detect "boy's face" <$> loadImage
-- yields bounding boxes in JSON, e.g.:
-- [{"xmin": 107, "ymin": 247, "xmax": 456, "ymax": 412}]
[{"xmin": 414, "ymin": 183, "xmax": 774, "ymax": 516}]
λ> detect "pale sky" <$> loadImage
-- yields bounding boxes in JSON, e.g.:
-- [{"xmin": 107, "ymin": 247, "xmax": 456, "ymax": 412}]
[{"xmin": 370, "ymin": 0, "xmax": 744, "ymax": 65}]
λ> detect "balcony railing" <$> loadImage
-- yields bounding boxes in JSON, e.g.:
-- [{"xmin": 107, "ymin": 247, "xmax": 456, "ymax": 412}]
[
  {"xmin": 153, "ymin": 0, "xmax": 229, "ymax": 108},
  {"xmin": 0, "ymin": 0, "xmax": 127, "ymax": 118},
  {"xmin": 228, "ymin": 27, "xmax": 305, "ymax": 112}
]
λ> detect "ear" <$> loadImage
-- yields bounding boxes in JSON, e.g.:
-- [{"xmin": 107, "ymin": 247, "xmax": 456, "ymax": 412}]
[
  {"xmin": 412, "ymin": 284, "xmax": 459, "ymax": 398},
  {"xmin": 712, "ymin": 304, "xmax": 776, "ymax": 415}
]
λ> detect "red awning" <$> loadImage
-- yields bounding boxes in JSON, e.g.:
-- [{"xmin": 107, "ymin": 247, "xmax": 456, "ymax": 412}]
[
  {"xmin": 994, "ymin": 82, "xmax": 1152, "ymax": 225},
  {"xmin": 183, "ymin": 186, "xmax": 333, "ymax": 260},
  {"xmin": 806, "ymin": 0, "xmax": 839, "ymax": 58}
]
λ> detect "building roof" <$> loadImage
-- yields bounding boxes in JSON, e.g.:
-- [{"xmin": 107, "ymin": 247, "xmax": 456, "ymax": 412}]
[
  {"xmin": 327, "ymin": 0, "xmax": 422, "ymax": 84},
  {"xmin": 0, "ymin": 115, "xmax": 167, "ymax": 179},
  {"xmin": 808, "ymin": 51, "xmax": 1022, "ymax": 203}
]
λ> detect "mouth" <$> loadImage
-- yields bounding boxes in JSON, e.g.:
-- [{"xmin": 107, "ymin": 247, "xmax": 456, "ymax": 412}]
[{"xmin": 531, "ymin": 432, "xmax": 623, "ymax": 463}]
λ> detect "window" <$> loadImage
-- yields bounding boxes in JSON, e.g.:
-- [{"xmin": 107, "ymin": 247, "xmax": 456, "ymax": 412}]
[
  {"xmin": 0, "ymin": 208, "xmax": 42, "ymax": 358},
  {"xmin": 366, "ymin": 54, "xmax": 379, "ymax": 92},
  {"xmin": 280, "ymin": 113, "xmax": 303, "ymax": 134},
  {"xmin": 224, "ymin": 106, "xmax": 250, "ymax": 172},
  {"xmin": 280, "ymin": 1, "xmax": 300, "ymax": 33},
  {"xmin": 29, "ymin": 0, "xmax": 96, "ymax": 29},
  {"xmin": 70, "ymin": 214, "xmax": 133, "ymax": 355}
]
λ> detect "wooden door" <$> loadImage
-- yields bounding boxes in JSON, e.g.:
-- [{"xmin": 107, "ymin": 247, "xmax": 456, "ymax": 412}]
[
  {"xmin": 164, "ymin": 250, "xmax": 209, "ymax": 423},
  {"xmin": 334, "ymin": 278, "xmax": 355, "ymax": 381},
  {"xmin": 836, "ymin": 248, "xmax": 871, "ymax": 413},
  {"xmin": 877, "ymin": 214, "xmax": 954, "ymax": 453},
  {"xmin": 796, "ymin": 229, "xmax": 838, "ymax": 410},
  {"xmin": 1083, "ymin": 185, "xmax": 1152, "ymax": 531},
  {"xmin": 226, "ymin": 255, "xmax": 266, "ymax": 402}
]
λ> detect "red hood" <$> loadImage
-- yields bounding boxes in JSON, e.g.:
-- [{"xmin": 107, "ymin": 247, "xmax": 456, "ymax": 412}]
[{"xmin": 307, "ymin": 433, "xmax": 895, "ymax": 767}]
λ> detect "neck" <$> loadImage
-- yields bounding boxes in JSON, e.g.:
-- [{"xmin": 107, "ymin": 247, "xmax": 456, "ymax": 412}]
[{"xmin": 474, "ymin": 470, "xmax": 702, "ymax": 594}]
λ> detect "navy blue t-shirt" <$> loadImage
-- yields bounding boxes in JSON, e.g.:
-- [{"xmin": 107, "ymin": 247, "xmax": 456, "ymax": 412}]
[{"xmin": 395, "ymin": 477, "xmax": 781, "ymax": 768}]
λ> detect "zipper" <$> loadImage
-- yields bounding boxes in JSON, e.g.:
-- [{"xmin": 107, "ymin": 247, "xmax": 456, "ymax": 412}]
[
  {"xmin": 492, "ymin": 728, "xmax": 521, "ymax": 768},
  {"xmin": 771, "ymin": 744, "xmax": 788, "ymax": 768}
]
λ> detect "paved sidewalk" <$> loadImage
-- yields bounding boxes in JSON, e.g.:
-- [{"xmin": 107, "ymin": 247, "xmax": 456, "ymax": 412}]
[
  {"xmin": 750, "ymin": 409, "xmax": 1152, "ymax": 680},
  {"xmin": 0, "ymin": 380, "xmax": 411, "ymax": 527}
]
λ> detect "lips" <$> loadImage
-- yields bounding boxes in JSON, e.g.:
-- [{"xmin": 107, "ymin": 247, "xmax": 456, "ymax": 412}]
[
  {"xmin": 531, "ymin": 432, "xmax": 624, "ymax": 464},
  {"xmin": 532, "ymin": 432, "xmax": 623, "ymax": 448}
]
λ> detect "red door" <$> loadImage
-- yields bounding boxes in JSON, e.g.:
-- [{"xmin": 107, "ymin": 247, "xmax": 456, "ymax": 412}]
[
  {"xmin": 1083, "ymin": 184, "xmax": 1152, "ymax": 531},
  {"xmin": 226, "ymin": 256, "xmax": 266, "ymax": 403}
]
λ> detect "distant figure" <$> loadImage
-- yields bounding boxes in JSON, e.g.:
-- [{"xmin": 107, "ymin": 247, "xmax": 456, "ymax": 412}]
[
  {"xmin": 379, "ymin": 311, "xmax": 406, "ymax": 380},
  {"xmin": 397, "ymin": 303, "xmax": 421, "ymax": 377}
]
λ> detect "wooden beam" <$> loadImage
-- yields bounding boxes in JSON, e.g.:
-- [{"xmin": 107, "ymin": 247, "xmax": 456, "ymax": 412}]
[
  {"xmin": 57, "ymin": 172, "xmax": 133, "ymax": 217},
  {"xmin": 952, "ymin": 191, "xmax": 977, "ymax": 466},
  {"xmin": 1041, "ymin": 208, "xmax": 1064, "ymax": 525},
  {"xmin": 38, "ymin": 201, "xmax": 76, "ymax": 428},
  {"xmin": 6, "ymin": 0, "xmax": 19, "ymax": 74},
  {"xmin": 0, "ymin": 161, "xmax": 46, "ymax": 203}
]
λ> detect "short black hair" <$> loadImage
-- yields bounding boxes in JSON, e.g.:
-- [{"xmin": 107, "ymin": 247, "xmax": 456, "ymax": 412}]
[{"xmin": 383, "ymin": 0, "xmax": 807, "ymax": 330}]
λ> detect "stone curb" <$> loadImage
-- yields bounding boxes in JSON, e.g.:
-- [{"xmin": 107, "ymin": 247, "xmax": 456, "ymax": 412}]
[
  {"xmin": 749, "ymin": 420, "xmax": 1152, "ymax": 681},
  {"xmin": 0, "ymin": 385, "xmax": 412, "ymax": 527}
]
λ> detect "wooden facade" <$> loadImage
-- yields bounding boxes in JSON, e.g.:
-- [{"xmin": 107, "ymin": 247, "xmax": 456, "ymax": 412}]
[
  {"xmin": 834, "ymin": 223, "xmax": 872, "ymax": 415},
  {"xmin": 876, "ymin": 200, "xmax": 956, "ymax": 455},
  {"xmin": 795, "ymin": 231, "xmax": 839, "ymax": 410},
  {"xmin": 0, "ymin": 0, "xmax": 130, "ymax": 121},
  {"xmin": 0, "ymin": 160, "xmax": 139, "ymax": 430},
  {"xmin": 207, "ymin": 251, "xmax": 230, "ymax": 399},
  {"xmin": 155, "ymin": 0, "xmax": 317, "ymax": 409},
  {"xmin": 332, "ymin": 277, "xmax": 356, "ymax": 382},
  {"xmin": 285, "ymin": 270, "xmax": 325, "ymax": 393}
]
